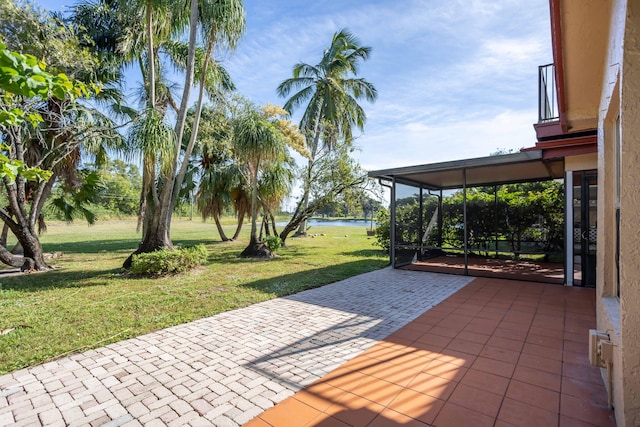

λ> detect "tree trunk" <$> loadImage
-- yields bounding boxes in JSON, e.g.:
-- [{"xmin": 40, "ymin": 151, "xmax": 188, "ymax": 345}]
[
  {"xmin": 0, "ymin": 222, "xmax": 8, "ymax": 248},
  {"xmin": 270, "ymin": 213, "xmax": 278, "ymax": 237},
  {"xmin": 123, "ymin": 186, "xmax": 173, "ymax": 268},
  {"xmin": 259, "ymin": 215, "xmax": 265, "ymax": 240},
  {"xmin": 0, "ymin": 244, "xmax": 30, "ymax": 269},
  {"xmin": 293, "ymin": 157, "xmax": 314, "ymax": 237},
  {"xmin": 170, "ymin": 30, "xmax": 216, "ymax": 220},
  {"xmin": 146, "ymin": 2, "xmax": 155, "ymax": 110},
  {"xmin": 231, "ymin": 211, "xmax": 245, "ymax": 240},
  {"xmin": 0, "ymin": 215, "xmax": 50, "ymax": 271},
  {"xmin": 16, "ymin": 228, "xmax": 49, "ymax": 271},
  {"xmin": 213, "ymin": 212, "xmax": 230, "ymax": 241},
  {"xmin": 279, "ymin": 201, "xmax": 316, "ymax": 246},
  {"xmin": 0, "ymin": 164, "xmax": 50, "ymax": 271},
  {"xmin": 240, "ymin": 167, "xmax": 272, "ymax": 258},
  {"xmin": 10, "ymin": 241, "xmax": 23, "ymax": 255},
  {"xmin": 239, "ymin": 235, "xmax": 271, "ymax": 258}
]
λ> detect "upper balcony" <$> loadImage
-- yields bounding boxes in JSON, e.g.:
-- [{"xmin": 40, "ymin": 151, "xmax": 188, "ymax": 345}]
[
  {"xmin": 534, "ymin": 63, "xmax": 564, "ymax": 140},
  {"xmin": 530, "ymin": 62, "xmax": 598, "ymax": 158},
  {"xmin": 538, "ymin": 63, "xmax": 558, "ymax": 123}
]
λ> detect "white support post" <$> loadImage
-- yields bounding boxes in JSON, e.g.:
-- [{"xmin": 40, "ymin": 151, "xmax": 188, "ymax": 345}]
[{"xmin": 565, "ymin": 171, "xmax": 574, "ymax": 286}]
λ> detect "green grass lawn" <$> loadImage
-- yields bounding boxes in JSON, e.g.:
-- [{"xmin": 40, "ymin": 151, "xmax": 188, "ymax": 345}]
[{"xmin": 0, "ymin": 219, "xmax": 388, "ymax": 375}]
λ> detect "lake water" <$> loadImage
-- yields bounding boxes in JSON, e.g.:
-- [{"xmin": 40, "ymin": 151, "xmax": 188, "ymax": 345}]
[{"xmin": 276, "ymin": 219, "xmax": 375, "ymax": 227}]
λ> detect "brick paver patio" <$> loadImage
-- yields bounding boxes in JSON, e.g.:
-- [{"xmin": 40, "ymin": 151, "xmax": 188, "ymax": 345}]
[{"xmin": 0, "ymin": 268, "xmax": 471, "ymax": 426}]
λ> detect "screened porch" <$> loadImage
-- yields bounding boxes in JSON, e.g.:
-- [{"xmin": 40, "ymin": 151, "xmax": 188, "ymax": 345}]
[{"xmin": 370, "ymin": 151, "xmax": 571, "ymax": 285}]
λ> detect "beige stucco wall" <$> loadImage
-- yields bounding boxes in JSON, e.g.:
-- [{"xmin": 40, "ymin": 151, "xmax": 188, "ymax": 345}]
[
  {"xmin": 564, "ymin": 153, "xmax": 597, "ymax": 171},
  {"xmin": 560, "ymin": 0, "xmax": 611, "ymax": 132},
  {"xmin": 596, "ymin": 0, "xmax": 640, "ymax": 425}
]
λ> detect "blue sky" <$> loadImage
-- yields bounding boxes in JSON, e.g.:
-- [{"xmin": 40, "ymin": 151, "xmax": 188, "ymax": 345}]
[{"xmin": 37, "ymin": 0, "xmax": 552, "ymax": 171}]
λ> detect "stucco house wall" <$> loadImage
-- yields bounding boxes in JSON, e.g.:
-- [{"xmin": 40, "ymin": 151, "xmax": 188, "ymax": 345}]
[{"xmin": 596, "ymin": 0, "xmax": 640, "ymax": 425}]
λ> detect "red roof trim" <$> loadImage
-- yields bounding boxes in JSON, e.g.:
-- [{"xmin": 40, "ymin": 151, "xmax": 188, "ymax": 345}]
[
  {"xmin": 550, "ymin": 0, "xmax": 568, "ymax": 133},
  {"xmin": 522, "ymin": 132, "xmax": 597, "ymax": 159},
  {"xmin": 534, "ymin": 134, "xmax": 596, "ymax": 149},
  {"xmin": 542, "ymin": 144, "xmax": 597, "ymax": 159}
]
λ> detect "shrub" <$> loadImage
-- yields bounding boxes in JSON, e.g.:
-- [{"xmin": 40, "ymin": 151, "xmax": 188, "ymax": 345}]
[
  {"xmin": 373, "ymin": 208, "xmax": 390, "ymax": 251},
  {"xmin": 130, "ymin": 244, "xmax": 208, "ymax": 275},
  {"xmin": 264, "ymin": 235, "xmax": 282, "ymax": 253}
]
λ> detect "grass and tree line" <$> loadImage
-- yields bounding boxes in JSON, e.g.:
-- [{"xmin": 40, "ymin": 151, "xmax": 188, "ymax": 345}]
[{"xmin": 0, "ymin": 0, "xmax": 379, "ymax": 271}]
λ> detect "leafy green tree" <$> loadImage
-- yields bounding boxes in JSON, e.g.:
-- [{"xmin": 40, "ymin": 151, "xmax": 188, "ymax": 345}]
[
  {"xmin": 539, "ymin": 181, "xmax": 564, "ymax": 256},
  {"xmin": 0, "ymin": 36, "xmax": 102, "ymax": 270},
  {"xmin": 439, "ymin": 181, "xmax": 564, "ymax": 257},
  {"xmin": 84, "ymin": 159, "xmax": 142, "ymax": 217},
  {"xmin": 395, "ymin": 197, "xmax": 420, "ymax": 244},
  {"xmin": 277, "ymin": 28, "xmax": 377, "ymax": 238},
  {"xmin": 279, "ymin": 143, "xmax": 368, "ymax": 245}
]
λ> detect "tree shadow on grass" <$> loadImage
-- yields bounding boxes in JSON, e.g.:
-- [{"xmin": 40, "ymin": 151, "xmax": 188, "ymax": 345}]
[
  {"xmin": 0, "ymin": 267, "xmax": 123, "ymax": 292},
  {"xmin": 339, "ymin": 249, "xmax": 388, "ymax": 258},
  {"xmin": 41, "ymin": 238, "xmax": 227, "ymax": 255}
]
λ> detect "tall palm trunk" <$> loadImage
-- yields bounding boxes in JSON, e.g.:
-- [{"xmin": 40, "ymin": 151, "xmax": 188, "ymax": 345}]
[
  {"xmin": 231, "ymin": 210, "xmax": 245, "ymax": 240},
  {"xmin": 126, "ymin": 0, "xmax": 197, "ymax": 267},
  {"xmin": 124, "ymin": 169, "xmax": 174, "ymax": 268},
  {"xmin": 164, "ymin": 0, "xmax": 200, "ymax": 238},
  {"xmin": 171, "ymin": 29, "xmax": 217, "ymax": 216},
  {"xmin": 248, "ymin": 167, "xmax": 259, "ymax": 246},
  {"xmin": 146, "ymin": 2, "xmax": 155, "ymax": 110},
  {"xmin": 212, "ymin": 211, "xmax": 230, "ymax": 241},
  {"xmin": 240, "ymin": 163, "xmax": 270, "ymax": 257}
]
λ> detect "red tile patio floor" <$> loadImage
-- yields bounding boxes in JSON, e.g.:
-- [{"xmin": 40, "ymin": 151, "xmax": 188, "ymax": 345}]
[{"xmin": 244, "ymin": 277, "xmax": 616, "ymax": 427}]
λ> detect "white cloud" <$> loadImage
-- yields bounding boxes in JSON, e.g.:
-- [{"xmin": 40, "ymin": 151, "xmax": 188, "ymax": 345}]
[{"xmin": 355, "ymin": 109, "xmax": 539, "ymax": 171}]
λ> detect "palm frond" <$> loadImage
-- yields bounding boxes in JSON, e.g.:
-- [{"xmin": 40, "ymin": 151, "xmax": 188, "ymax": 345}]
[{"xmin": 198, "ymin": 0, "xmax": 246, "ymax": 52}]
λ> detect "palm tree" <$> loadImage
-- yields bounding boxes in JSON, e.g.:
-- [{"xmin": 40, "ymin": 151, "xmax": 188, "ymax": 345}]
[
  {"xmin": 197, "ymin": 159, "xmax": 249, "ymax": 242},
  {"xmin": 277, "ymin": 28, "xmax": 377, "ymax": 238},
  {"xmin": 74, "ymin": 0, "xmax": 245, "ymax": 266},
  {"xmin": 258, "ymin": 159, "xmax": 295, "ymax": 237},
  {"xmin": 170, "ymin": 0, "xmax": 245, "ymax": 217},
  {"xmin": 135, "ymin": 0, "xmax": 244, "ymax": 265},
  {"xmin": 233, "ymin": 103, "xmax": 306, "ymax": 257},
  {"xmin": 187, "ymin": 102, "xmax": 248, "ymax": 242},
  {"xmin": 233, "ymin": 105, "xmax": 287, "ymax": 257}
]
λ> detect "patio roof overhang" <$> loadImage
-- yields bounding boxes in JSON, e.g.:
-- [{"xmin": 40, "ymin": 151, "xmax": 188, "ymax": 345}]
[{"xmin": 368, "ymin": 150, "xmax": 564, "ymax": 190}]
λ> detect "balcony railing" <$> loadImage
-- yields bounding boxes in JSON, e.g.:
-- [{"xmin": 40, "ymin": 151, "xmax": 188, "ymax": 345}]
[{"xmin": 538, "ymin": 63, "xmax": 558, "ymax": 123}]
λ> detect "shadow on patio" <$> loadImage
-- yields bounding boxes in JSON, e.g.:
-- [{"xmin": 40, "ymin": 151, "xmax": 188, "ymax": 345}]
[{"xmin": 245, "ymin": 277, "xmax": 616, "ymax": 426}]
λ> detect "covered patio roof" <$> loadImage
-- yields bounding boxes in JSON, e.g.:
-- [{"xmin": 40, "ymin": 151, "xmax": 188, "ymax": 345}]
[{"xmin": 368, "ymin": 150, "xmax": 565, "ymax": 189}]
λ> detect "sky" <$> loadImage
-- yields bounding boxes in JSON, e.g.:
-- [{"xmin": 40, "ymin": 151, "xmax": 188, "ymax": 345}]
[{"xmin": 36, "ymin": 0, "xmax": 552, "ymax": 173}]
